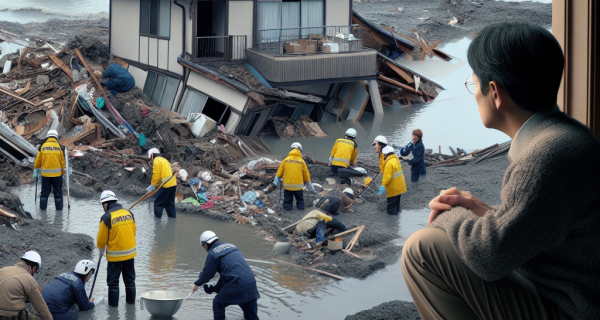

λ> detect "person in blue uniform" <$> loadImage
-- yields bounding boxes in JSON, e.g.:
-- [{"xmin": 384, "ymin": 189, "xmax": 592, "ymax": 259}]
[
  {"xmin": 398, "ymin": 129, "xmax": 427, "ymax": 182},
  {"xmin": 41, "ymin": 260, "xmax": 96, "ymax": 320},
  {"xmin": 192, "ymin": 231, "xmax": 260, "ymax": 320}
]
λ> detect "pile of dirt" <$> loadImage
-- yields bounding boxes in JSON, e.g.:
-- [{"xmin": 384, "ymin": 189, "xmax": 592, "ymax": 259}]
[
  {"xmin": 345, "ymin": 300, "xmax": 421, "ymax": 320},
  {"xmin": 0, "ymin": 19, "xmax": 109, "ymax": 47},
  {"xmin": 67, "ymin": 36, "xmax": 110, "ymax": 63}
]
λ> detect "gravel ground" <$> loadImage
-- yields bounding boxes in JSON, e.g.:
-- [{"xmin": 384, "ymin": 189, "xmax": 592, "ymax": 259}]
[{"xmin": 345, "ymin": 300, "xmax": 421, "ymax": 320}]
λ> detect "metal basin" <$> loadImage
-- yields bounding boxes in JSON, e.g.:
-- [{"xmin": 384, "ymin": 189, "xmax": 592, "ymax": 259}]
[{"xmin": 140, "ymin": 290, "xmax": 189, "ymax": 318}]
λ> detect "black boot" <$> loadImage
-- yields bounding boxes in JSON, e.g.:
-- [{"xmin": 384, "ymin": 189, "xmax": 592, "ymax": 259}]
[
  {"xmin": 108, "ymin": 288, "xmax": 119, "ymax": 307},
  {"xmin": 125, "ymin": 286, "xmax": 136, "ymax": 304}
]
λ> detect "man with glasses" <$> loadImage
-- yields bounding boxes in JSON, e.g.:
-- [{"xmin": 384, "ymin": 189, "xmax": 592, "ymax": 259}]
[{"xmin": 402, "ymin": 22, "xmax": 600, "ymax": 319}]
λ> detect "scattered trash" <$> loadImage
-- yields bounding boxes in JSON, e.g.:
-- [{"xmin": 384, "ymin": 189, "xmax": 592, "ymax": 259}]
[
  {"xmin": 448, "ymin": 17, "xmax": 459, "ymax": 25},
  {"xmin": 124, "ymin": 167, "xmax": 135, "ymax": 172}
]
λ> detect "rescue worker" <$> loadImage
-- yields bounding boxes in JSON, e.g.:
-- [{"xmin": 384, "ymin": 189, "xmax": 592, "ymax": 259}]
[
  {"xmin": 96, "ymin": 190, "xmax": 137, "ymax": 307},
  {"xmin": 274, "ymin": 143, "xmax": 317, "ymax": 211},
  {"xmin": 193, "ymin": 231, "xmax": 260, "ymax": 320},
  {"xmin": 398, "ymin": 129, "xmax": 426, "ymax": 182},
  {"xmin": 0, "ymin": 251, "xmax": 52, "ymax": 320},
  {"xmin": 315, "ymin": 188, "xmax": 355, "ymax": 216},
  {"xmin": 146, "ymin": 148, "xmax": 177, "ymax": 218},
  {"xmin": 41, "ymin": 260, "xmax": 96, "ymax": 320},
  {"xmin": 375, "ymin": 143, "xmax": 407, "ymax": 215},
  {"xmin": 328, "ymin": 128, "xmax": 362, "ymax": 185},
  {"xmin": 295, "ymin": 210, "xmax": 347, "ymax": 242},
  {"xmin": 34, "ymin": 129, "xmax": 66, "ymax": 210}
]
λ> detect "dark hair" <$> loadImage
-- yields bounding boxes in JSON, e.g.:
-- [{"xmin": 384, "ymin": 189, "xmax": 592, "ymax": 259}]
[
  {"xmin": 467, "ymin": 22, "xmax": 564, "ymax": 112},
  {"xmin": 21, "ymin": 259, "xmax": 39, "ymax": 271}
]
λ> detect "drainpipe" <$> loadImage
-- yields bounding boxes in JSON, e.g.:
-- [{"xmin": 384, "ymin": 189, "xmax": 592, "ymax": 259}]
[
  {"xmin": 108, "ymin": 0, "xmax": 112, "ymax": 54},
  {"xmin": 173, "ymin": 0, "xmax": 186, "ymax": 57}
]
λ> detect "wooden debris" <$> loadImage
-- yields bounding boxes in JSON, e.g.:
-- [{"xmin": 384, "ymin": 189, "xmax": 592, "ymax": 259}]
[
  {"xmin": 49, "ymin": 54, "xmax": 72, "ymax": 79},
  {"xmin": 0, "ymin": 206, "xmax": 18, "ymax": 219}
]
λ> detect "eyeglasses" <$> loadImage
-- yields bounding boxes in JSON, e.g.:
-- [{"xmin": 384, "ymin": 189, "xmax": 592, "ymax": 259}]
[{"xmin": 465, "ymin": 74, "xmax": 479, "ymax": 95}]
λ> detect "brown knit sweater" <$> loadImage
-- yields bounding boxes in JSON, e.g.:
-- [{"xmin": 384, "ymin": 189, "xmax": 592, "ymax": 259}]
[{"xmin": 430, "ymin": 113, "xmax": 600, "ymax": 320}]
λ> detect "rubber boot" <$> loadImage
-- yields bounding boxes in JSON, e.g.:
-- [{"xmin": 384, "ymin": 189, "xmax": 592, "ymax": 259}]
[
  {"xmin": 108, "ymin": 288, "xmax": 119, "ymax": 307},
  {"xmin": 54, "ymin": 196, "xmax": 63, "ymax": 211},
  {"xmin": 125, "ymin": 286, "xmax": 136, "ymax": 304},
  {"xmin": 40, "ymin": 197, "xmax": 48, "ymax": 210}
]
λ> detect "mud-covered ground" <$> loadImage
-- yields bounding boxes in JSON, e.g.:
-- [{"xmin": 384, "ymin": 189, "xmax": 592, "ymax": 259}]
[
  {"xmin": 0, "ymin": 18, "xmax": 109, "ymax": 48},
  {"xmin": 354, "ymin": 0, "xmax": 552, "ymax": 44},
  {"xmin": 346, "ymin": 300, "xmax": 421, "ymax": 320}
]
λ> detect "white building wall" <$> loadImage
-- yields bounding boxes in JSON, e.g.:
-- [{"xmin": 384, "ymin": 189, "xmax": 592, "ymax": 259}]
[
  {"xmin": 128, "ymin": 65, "xmax": 148, "ymax": 90},
  {"xmin": 111, "ymin": 0, "xmax": 140, "ymax": 61},
  {"xmin": 228, "ymin": 1, "xmax": 253, "ymax": 48},
  {"xmin": 326, "ymin": 0, "xmax": 350, "ymax": 26},
  {"xmin": 186, "ymin": 72, "xmax": 248, "ymax": 112},
  {"xmin": 169, "ymin": 1, "xmax": 184, "ymax": 74}
]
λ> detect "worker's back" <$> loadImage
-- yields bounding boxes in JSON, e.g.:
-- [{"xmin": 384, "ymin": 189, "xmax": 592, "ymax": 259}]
[
  {"xmin": 209, "ymin": 242, "xmax": 260, "ymax": 304},
  {"xmin": 41, "ymin": 271, "xmax": 95, "ymax": 315}
]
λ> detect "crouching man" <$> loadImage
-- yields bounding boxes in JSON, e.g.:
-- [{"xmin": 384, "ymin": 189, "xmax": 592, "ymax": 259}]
[
  {"xmin": 193, "ymin": 231, "xmax": 260, "ymax": 320},
  {"xmin": 41, "ymin": 260, "xmax": 96, "ymax": 320}
]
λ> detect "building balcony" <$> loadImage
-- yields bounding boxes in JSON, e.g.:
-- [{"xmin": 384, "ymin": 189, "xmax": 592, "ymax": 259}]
[
  {"xmin": 195, "ymin": 35, "xmax": 247, "ymax": 63},
  {"xmin": 247, "ymin": 25, "xmax": 377, "ymax": 85}
]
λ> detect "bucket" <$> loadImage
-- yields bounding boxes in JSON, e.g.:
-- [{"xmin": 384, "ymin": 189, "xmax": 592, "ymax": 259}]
[
  {"xmin": 140, "ymin": 290, "xmax": 189, "ymax": 318},
  {"xmin": 328, "ymin": 237, "xmax": 343, "ymax": 252}
]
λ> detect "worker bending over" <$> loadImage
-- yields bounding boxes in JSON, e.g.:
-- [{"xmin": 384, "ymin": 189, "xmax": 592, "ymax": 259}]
[
  {"xmin": 97, "ymin": 190, "xmax": 137, "ymax": 307},
  {"xmin": 398, "ymin": 129, "xmax": 426, "ymax": 182},
  {"xmin": 41, "ymin": 260, "xmax": 96, "ymax": 320},
  {"xmin": 146, "ymin": 148, "xmax": 177, "ymax": 218},
  {"xmin": 193, "ymin": 231, "xmax": 260, "ymax": 320},
  {"xmin": 315, "ymin": 188, "xmax": 355, "ymax": 216},
  {"xmin": 375, "ymin": 139, "xmax": 406, "ymax": 215},
  {"xmin": 274, "ymin": 143, "xmax": 317, "ymax": 211},
  {"xmin": 0, "ymin": 251, "xmax": 52, "ymax": 320},
  {"xmin": 295, "ymin": 210, "xmax": 347, "ymax": 242},
  {"xmin": 328, "ymin": 128, "xmax": 363, "ymax": 185},
  {"xmin": 34, "ymin": 129, "xmax": 66, "ymax": 210}
]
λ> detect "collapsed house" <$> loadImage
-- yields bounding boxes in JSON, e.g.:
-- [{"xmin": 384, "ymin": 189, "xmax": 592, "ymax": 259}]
[{"xmin": 108, "ymin": 0, "xmax": 445, "ymax": 139}]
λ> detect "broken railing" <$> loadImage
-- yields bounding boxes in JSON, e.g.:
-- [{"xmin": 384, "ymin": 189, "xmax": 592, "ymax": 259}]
[
  {"xmin": 195, "ymin": 35, "xmax": 247, "ymax": 62},
  {"xmin": 253, "ymin": 25, "xmax": 362, "ymax": 55}
]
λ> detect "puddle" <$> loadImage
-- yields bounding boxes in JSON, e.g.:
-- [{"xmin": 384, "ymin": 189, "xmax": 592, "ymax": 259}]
[{"xmin": 14, "ymin": 185, "xmax": 430, "ymax": 319}]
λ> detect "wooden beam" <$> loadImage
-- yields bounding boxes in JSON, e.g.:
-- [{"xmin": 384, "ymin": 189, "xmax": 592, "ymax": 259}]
[
  {"xmin": 49, "ymin": 55, "xmax": 72, "ymax": 79},
  {"xmin": 384, "ymin": 61, "xmax": 414, "ymax": 84},
  {"xmin": 337, "ymin": 84, "xmax": 356, "ymax": 122},
  {"xmin": 377, "ymin": 75, "xmax": 421, "ymax": 95}
]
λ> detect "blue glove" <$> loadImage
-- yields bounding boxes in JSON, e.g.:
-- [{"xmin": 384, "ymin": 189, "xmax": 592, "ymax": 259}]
[
  {"xmin": 146, "ymin": 184, "xmax": 156, "ymax": 192},
  {"xmin": 273, "ymin": 176, "xmax": 280, "ymax": 186},
  {"xmin": 378, "ymin": 186, "xmax": 386, "ymax": 195},
  {"xmin": 33, "ymin": 169, "xmax": 38, "ymax": 179}
]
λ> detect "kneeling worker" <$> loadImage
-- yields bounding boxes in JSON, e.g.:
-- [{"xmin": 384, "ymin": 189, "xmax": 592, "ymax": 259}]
[
  {"xmin": 146, "ymin": 148, "xmax": 177, "ymax": 218},
  {"xmin": 193, "ymin": 231, "xmax": 260, "ymax": 320},
  {"xmin": 295, "ymin": 210, "xmax": 347, "ymax": 242},
  {"xmin": 97, "ymin": 190, "xmax": 137, "ymax": 307},
  {"xmin": 274, "ymin": 142, "xmax": 317, "ymax": 211},
  {"xmin": 329, "ymin": 128, "xmax": 362, "ymax": 185},
  {"xmin": 0, "ymin": 251, "xmax": 52, "ymax": 320},
  {"xmin": 377, "ymin": 145, "xmax": 407, "ymax": 215},
  {"xmin": 41, "ymin": 260, "xmax": 96, "ymax": 319}
]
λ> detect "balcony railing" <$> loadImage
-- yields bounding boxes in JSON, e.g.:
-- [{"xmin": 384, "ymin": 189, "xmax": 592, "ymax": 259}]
[
  {"xmin": 195, "ymin": 35, "xmax": 247, "ymax": 62},
  {"xmin": 253, "ymin": 25, "xmax": 362, "ymax": 55}
]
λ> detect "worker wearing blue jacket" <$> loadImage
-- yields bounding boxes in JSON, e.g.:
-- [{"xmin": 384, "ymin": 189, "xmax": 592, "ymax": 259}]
[
  {"xmin": 398, "ymin": 129, "xmax": 427, "ymax": 182},
  {"xmin": 101, "ymin": 63, "xmax": 135, "ymax": 96},
  {"xmin": 193, "ymin": 231, "xmax": 260, "ymax": 320},
  {"xmin": 41, "ymin": 260, "xmax": 96, "ymax": 320}
]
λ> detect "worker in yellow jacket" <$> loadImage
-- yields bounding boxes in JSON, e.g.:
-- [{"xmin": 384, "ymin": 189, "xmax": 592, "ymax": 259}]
[
  {"xmin": 328, "ymin": 128, "xmax": 363, "ymax": 185},
  {"xmin": 274, "ymin": 142, "xmax": 317, "ymax": 211},
  {"xmin": 97, "ymin": 190, "xmax": 137, "ymax": 307},
  {"xmin": 33, "ymin": 129, "xmax": 66, "ymax": 210},
  {"xmin": 146, "ymin": 148, "xmax": 177, "ymax": 218},
  {"xmin": 375, "ymin": 142, "xmax": 407, "ymax": 215}
]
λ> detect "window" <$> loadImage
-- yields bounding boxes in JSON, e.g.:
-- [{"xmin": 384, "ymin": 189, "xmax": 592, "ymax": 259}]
[
  {"xmin": 180, "ymin": 89, "xmax": 231, "ymax": 125},
  {"xmin": 143, "ymin": 71, "xmax": 179, "ymax": 109},
  {"xmin": 140, "ymin": 0, "xmax": 171, "ymax": 38},
  {"xmin": 258, "ymin": 0, "xmax": 324, "ymax": 42}
]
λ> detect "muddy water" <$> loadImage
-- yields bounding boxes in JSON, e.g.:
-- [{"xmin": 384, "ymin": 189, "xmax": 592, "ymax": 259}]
[
  {"xmin": 14, "ymin": 185, "xmax": 429, "ymax": 319},
  {"xmin": 261, "ymin": 37, "xmax": 508, "ymax": 162}
]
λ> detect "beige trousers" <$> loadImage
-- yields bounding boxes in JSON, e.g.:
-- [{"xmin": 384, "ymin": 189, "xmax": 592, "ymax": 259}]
[{"xmin": 401, "ymin": 228, "xmax": 560, "ymax": 320}]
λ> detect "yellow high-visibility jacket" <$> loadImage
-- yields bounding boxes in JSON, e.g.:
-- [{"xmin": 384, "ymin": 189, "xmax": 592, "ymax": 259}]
[
  {"xmin": 330, "ymin": 138, "xmax": 358, "ymax": 168},
  {"xmin": 151, "ymin": 156, "xmax": 177, "ymax": 188},
  {"xmin": 276, "ymin": 148, "xmax": 310, "ymax": 191},
  {"xmin": 296, "ymin": 210, "xmax": 332, "ymax": 235},
  {"xmin": 97, "ymin": 203, "xmax": 137, "ymax": 262},
  {"xmin": 381, "ymin": 153, "xmax": 407, "ymax": 197},
  {"xmin": 33, "ymin": 137, "xmax": 65, "ymax": 177}
]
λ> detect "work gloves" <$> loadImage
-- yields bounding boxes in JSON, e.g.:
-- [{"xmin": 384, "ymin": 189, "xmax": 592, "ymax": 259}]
[
  {"xmin": 146, "ymin": 184, "xmax": 156, "ymax": 192},
  {"xmin": 306, "ymin": 182, "xmax": 319, "ymax": 195},
  {"xmin": 273, "ymin": 176, "xmax": 281, "ymax": 186},
  {"xmin": 328, "ymin": 156, "xmax": 333, "ymax": 166},
  {"xmin": 33, "ymin": 169, "xmax": 38, "ymax": 179},
  {"xmin": 378, "ymin": 186, "xmax": 386, "ymax": 195},
  {"xmin": 203, "ymin": 284, "xmax": 216, "ymax": 294}
]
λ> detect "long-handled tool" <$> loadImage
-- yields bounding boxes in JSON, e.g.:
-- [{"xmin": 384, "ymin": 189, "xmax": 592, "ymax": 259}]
[
  {"xmin": 34, "ymin": 174, "xmax": 38, "ymax": 207},
  {"xmin": 128, "ymin": 172, "xmax": 178, "ymax": 211},
  {"xmin": 65, "ymin": 146, "xmax": 71, "ymax": 212},
  {"xmin": 347, "ymin": 172, "xmax": 380, "ymax": 209},
  {"xmin": 184, "ymin": 290, "xmax": 196, "ymax": 300},
  {"xmin": 89, "ymin": 247, "xmax": 104, "ymax": 300}
]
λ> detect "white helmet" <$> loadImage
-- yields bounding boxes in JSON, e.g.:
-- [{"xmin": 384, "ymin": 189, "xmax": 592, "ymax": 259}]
[
  {"xmin": 343, "ymin": 188, "xmax": 354, "ymax": 196},
  {"xmin": 99, "ymin": 190, "xmax": 118, "ymax": 203},
  {"xmin": 200, "ymin": 231, "xmax": 218, "ymax": 246},
  {"xmin": 47, "ymin": 129, "xmax": 58, "ymax": 139},
  {"xmin": 345, "ymin": 128, "xmax": 357, "ymax": 138},
  {"xmin": 290, "ymin": 142, "xmax": 302, "ymax": 152},
  {"xmin": 74, "ymin": 260, "xmax": 96, "ymax": 275},
  {"xmin": 22, "ymin": 251, "xmax": 42, "ymax": 271},
  {"xmin": 147, "ymin": 147, "xmax": 160, "ymax": 159},
  {"xmin": 382, "ymin": 146, "xmax": 395, "ymax": 154},
  {"xmin": 372, "ymin": 135, "xmax": 388, "ymax": 146}
]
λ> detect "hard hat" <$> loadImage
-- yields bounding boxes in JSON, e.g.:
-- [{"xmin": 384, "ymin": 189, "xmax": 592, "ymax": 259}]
[
  {"xmin": 382, "ymin": 146, "xmax": 395, "ymax": 154},
  {"xmin": 74, "ymin": 260, "xmax": 96, "ymax": 275},
  {"xmin": 47, "ymin": 129, "xmax": 58, "ymax": 139},
  {"xmin": 21, "ymin": 251, "xmax": 42, "ymax": 271},
  {"xmin": 200, "ymin": 231, "xmax": 218, "ymax": 246},
  {"xmin": 364, "ymin": 177, "xmax": 372, "ymax": 186},
  {"xmin": 291, "ymin": 142, "xmax": 302, "ymax": 152},
  {"xmin": 372, "ymin": 135, "xmax": 388, "ymax": 146},
  {"xmin": 147, "ymin": 147, "xmax": 160, "ymax": 159},
  {"xmin": 345, "ymin": 128, "xmax": 357, "ymax": 138},
  {"xmin": 99, "ymin": 190, "xmax": 118, "ymax": 203},
  {"xmin": 343, "ymin": 188, "xmax": 354, "ymax": 196}
]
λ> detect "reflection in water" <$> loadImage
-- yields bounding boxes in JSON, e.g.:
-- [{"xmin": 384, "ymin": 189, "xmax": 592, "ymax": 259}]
[{"xmin": 148, "ymin": 219, "xmax": 177, "ymax": 278}]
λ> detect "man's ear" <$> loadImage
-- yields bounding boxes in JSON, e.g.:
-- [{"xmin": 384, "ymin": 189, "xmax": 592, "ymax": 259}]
[{"xmin": 488, "ymin": 81, "xmax": 503, "ymax": 110}]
